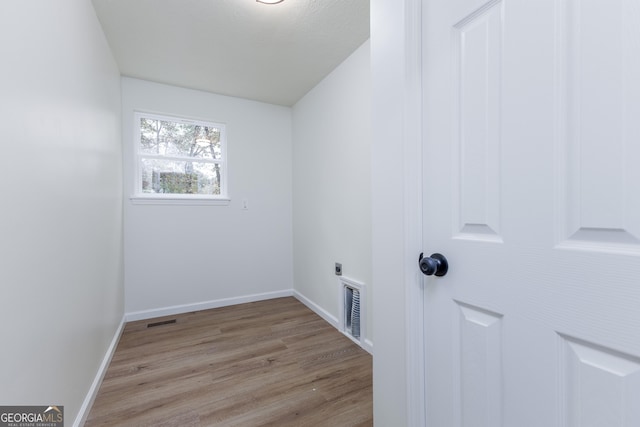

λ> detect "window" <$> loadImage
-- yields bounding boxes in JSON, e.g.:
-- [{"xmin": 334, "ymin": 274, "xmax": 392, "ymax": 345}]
[{"xmin": 133, "ymin": 112, "xmax": 227, "ymax": 203}]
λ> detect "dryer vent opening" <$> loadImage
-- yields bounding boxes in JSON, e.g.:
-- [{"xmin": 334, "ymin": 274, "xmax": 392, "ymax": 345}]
[
  {"xmin": 339, "ymin": 277, "xmax": 365, "ymax": 344},
  {"xmin": 344, "ymin": 286, "xmax": 361, "ymax": 339}
]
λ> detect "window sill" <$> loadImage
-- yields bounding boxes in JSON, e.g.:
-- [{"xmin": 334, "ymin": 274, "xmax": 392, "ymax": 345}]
[{"xmin": 130, "ymin": 195, "xmax": 231, "ymax": 206}]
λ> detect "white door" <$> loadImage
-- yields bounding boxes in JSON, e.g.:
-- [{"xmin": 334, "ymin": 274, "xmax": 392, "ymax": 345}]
[{"xmin": 421, "ymin": 0, "xmax": 640, "ymax": 425}]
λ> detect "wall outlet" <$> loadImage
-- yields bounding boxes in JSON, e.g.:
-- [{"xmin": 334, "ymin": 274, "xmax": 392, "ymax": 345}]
[{"xmin": 335, "ymin": 262, "xmax": 342, "ymax": 276}]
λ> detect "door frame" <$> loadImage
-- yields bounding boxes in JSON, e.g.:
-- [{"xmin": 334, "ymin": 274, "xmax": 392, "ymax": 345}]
[
  {"xmin": 371, "ymin": 0, "xmax": 426, "ymax": 423},
  {"xmin": 403, "ymin": 0, "xmax": 426, "ymax": 424}
]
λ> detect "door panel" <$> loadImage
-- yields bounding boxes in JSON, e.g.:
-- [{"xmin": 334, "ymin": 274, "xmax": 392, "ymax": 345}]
[
  {"xmin": 453, "ymin": 0, "xmax": 503, "ymax": 242},
  {"xmin": 422, "ymin": 0, "xmax": 640, "ymax": 425},
  {"xmin": 455, "ymin": 302, "xmax": 503, "ymax": 427},
  {"xmin": 555, "ymin": 0, "xmax": 640, "ymax": 254},
  {"xmin": 561, "ymin": 335, "xmax": 640, "ymax": 426}
]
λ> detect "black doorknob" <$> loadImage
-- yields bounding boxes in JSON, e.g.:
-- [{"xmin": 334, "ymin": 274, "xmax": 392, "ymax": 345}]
[{"xmin": 418, "ymin": 253, "xmax": 448, "ymax": 277}]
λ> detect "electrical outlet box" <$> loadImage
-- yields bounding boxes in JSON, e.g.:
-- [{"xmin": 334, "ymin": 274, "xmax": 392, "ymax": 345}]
[{"xmin": 335, "ymin": 262, "xmax": 342, "ymax": 276}]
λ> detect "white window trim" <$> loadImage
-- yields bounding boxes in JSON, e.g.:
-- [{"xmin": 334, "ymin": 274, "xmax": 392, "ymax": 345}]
[
  {"xmin": 130, "ymin": 111, "xmax": 229, "ymax": 205},
  {"xmin": 130, "ymin": 195, "xmax": 231, "ymax": 206}
]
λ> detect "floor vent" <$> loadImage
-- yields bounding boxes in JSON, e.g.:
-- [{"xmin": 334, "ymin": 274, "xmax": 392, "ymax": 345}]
[
  {"xmin": 339, "ymin": 277, "xmax": 365, "ymax": 344},
  {"xmin": 147, "ymin": 319, "xmax": 177, "ymax": 328}
]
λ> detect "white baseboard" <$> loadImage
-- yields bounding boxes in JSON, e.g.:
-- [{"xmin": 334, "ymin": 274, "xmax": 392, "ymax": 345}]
[
  {"xmin": 364, "ymin": 338, "xmax": 374, "ymax": 353},
  {"xmin": 341, "ymin": 333, "xmax": 375, "ymax": 355},
  {"xmin": 125, "ymin": 289, "xmax": 294, "ymax": 322},
  {"xmin": 73, "ymin": 315, "xmax": 126, "ymax": 427},
  {"xmin": 294, "ymin": 290, "xmax": 339, "ymax": 328},
  {"xmin": 294, "ymin": 290, "xmax": 373, "ymax": 355}
]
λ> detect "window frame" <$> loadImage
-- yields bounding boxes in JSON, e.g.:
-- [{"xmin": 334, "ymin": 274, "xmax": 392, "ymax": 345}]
[{"xmin": 130, "ymin": 111, "xmax": 229, "ymax": 205}]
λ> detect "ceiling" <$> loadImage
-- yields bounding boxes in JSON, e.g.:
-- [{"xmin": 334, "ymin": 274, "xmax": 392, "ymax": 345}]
[{"xmin": 91, "ymin": 0, "xmax": 370, "ymax": 106}]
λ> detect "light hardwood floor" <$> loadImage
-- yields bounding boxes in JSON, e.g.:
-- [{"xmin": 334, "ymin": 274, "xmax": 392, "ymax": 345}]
[{"xmin": 85, "ymin": 297, "xmax": 372, "ymax": 426}]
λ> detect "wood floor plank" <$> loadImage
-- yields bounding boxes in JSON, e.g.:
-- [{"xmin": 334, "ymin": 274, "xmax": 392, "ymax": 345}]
[{"xmin": 85, "ymin": 297, "xmax": 372, "ymax": 426}]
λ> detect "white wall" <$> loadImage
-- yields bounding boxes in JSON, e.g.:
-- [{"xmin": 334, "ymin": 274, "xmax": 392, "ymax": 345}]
[
  {"xmin": 0, "ymin": 0, "xmax": 124, "ymax": 423},
  {"xmin": 292, "ymin": 41, "xmax": 372, "ymax": 344},
  {"xmin": 122, "ymin": 78, "xmax": 293, "ymax": 315},
  {"xmin": 371, "ymin": 0, "xmax": 412, "ymax": 424}
]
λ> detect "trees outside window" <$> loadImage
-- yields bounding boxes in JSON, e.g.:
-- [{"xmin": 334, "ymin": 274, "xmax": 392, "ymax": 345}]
[{"xmin": 134, "ymin": 112, "xmax": 227, "ymax": 199}]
